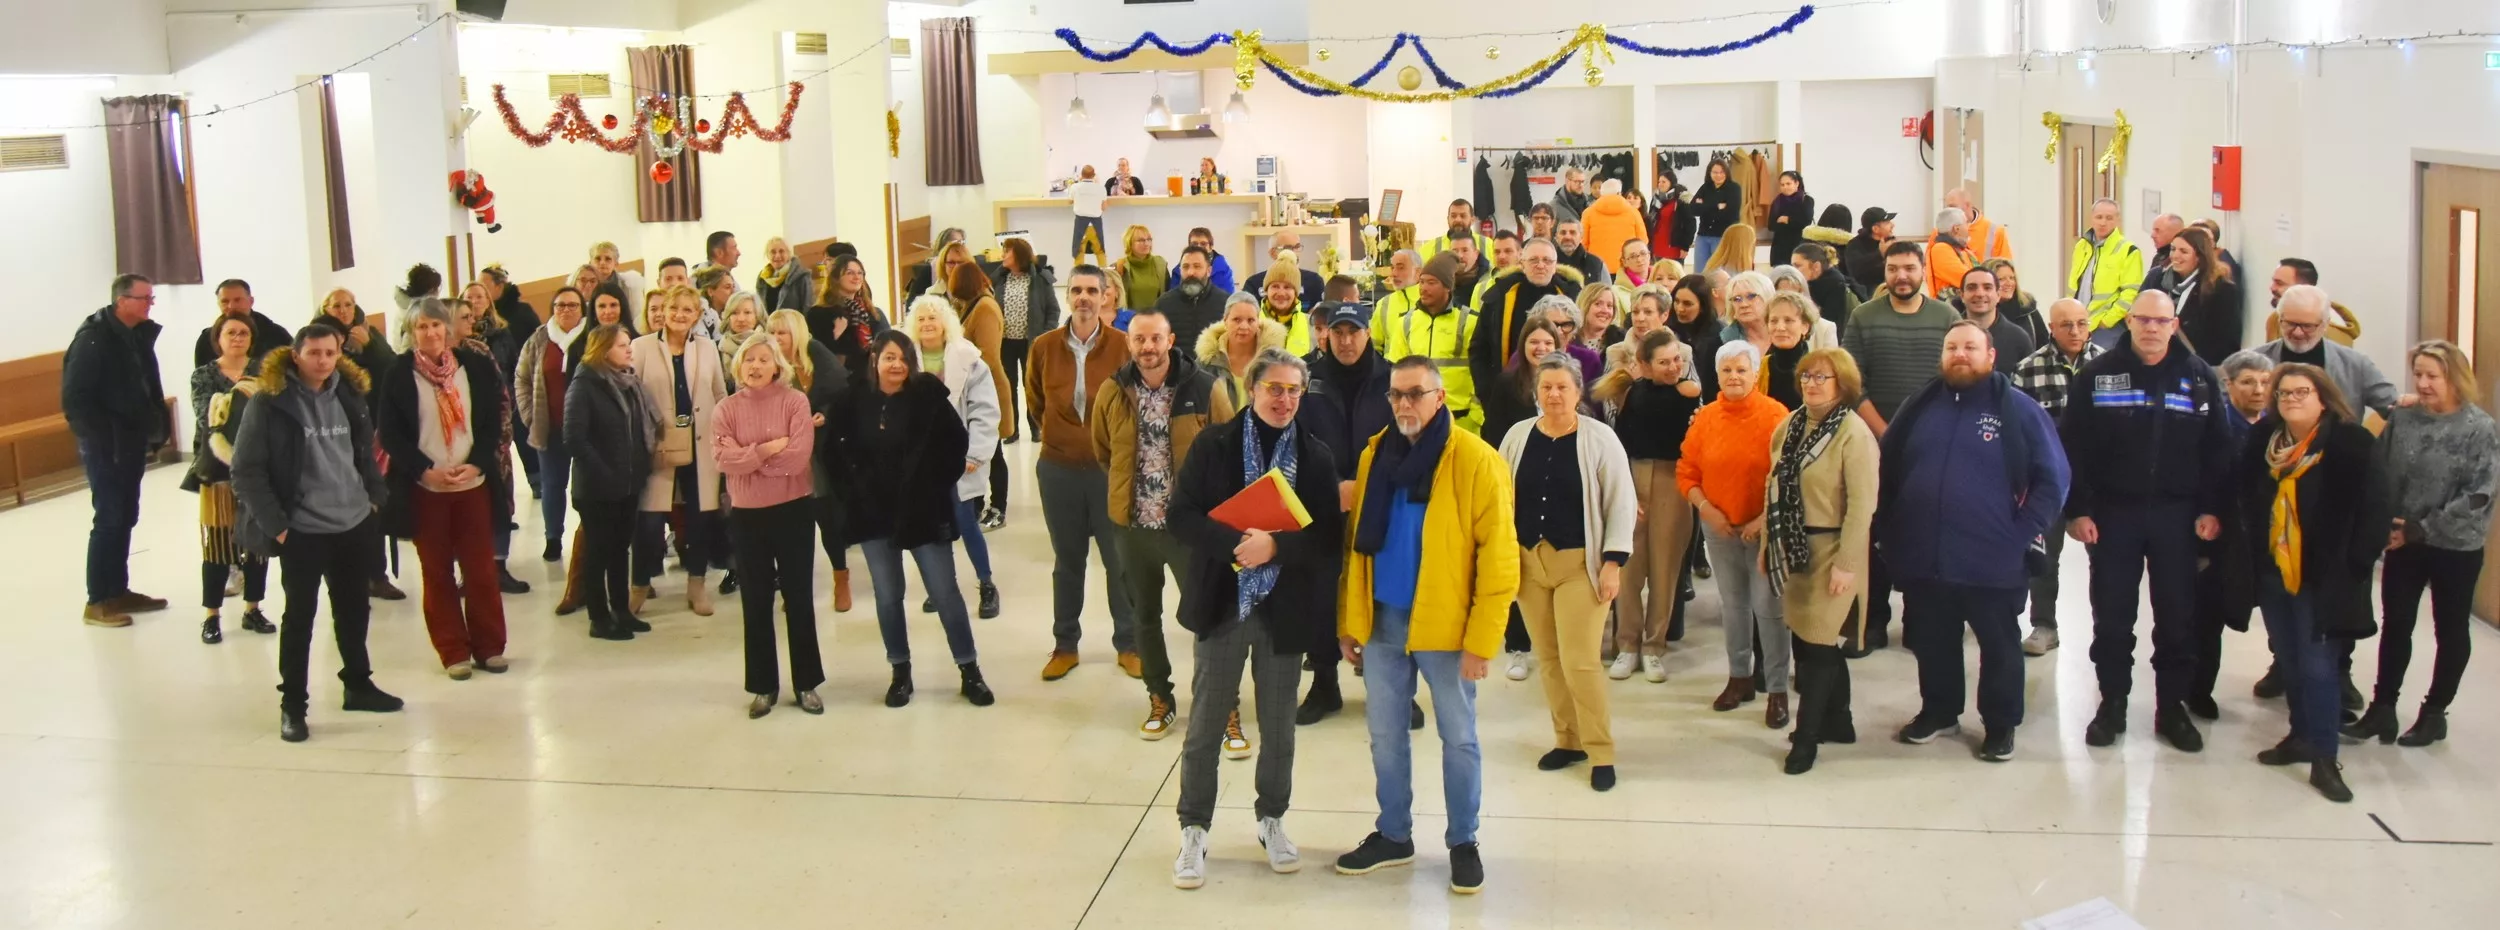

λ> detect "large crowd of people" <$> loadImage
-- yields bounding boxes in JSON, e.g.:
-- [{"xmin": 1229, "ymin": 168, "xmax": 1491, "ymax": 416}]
[{"xmin": 55, "ymin": 169, "xmax": 2498, "ymax": 895}]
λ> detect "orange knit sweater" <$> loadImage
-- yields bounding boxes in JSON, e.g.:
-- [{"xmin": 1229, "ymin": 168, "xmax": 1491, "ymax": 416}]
[{"xmin": 1675, "ymin": 388, "xmax": 1790, "ymax": 524}]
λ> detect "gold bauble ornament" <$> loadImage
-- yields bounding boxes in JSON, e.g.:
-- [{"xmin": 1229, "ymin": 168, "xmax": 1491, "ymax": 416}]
[
  {"xmin": 1486, "ymin": 46, "xmax": 1501, "ymax": 59},
  {"xmin": 1397, "ymin": 66, "xmax": 1422, "ymax": 91},
  {"xmin": 1316, "ymin": 47, "xmax": 1330, "ymax": 61},
  {"xmin": 652, "ymin": 113, "xmax": 676, "ymax": 135},
  {"xmin": 1583, "ymin": 63, "xmax": 1604, "ymax": 87}
]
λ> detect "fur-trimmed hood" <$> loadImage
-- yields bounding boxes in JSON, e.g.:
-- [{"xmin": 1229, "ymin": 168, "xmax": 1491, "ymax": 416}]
[
  {"xmin": 1194, "ymin": 315, "xmax": 1289, "ymax": 367},
  {"xmin": 252, "ymin": 345, "xmax": 373, "ymax": 397},
  {"xmin": 1803, "ymin": 224, "xmax": 1855, "ymax": 246},
  {"xmin": 1484, "ymin": 263, "xmax": 1586, "ymax": 290}
]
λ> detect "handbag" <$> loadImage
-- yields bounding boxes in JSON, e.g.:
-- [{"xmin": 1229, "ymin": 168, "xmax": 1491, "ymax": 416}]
[{"xmin": 658, "ymin": 352, "xmax": 695, "ymax": 467}]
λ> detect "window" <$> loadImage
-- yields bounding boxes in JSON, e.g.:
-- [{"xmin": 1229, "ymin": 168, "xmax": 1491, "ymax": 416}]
[{"xmin": 2457, "ymin": 207, "xmax": 2481, "ymax": 363}]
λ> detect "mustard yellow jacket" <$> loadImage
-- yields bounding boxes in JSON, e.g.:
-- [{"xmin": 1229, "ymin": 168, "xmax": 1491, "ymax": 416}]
[{"xmin": 1337, "ymin": 426, "xmax": 1521, "ymax": 658}]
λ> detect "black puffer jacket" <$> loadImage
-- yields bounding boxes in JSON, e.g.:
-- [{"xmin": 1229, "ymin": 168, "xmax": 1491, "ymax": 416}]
[{"xmin": 63, "ymin": 306, "xmax": 171, "ymax": 449}]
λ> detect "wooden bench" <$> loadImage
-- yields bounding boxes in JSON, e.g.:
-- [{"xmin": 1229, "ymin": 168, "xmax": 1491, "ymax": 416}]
[{"xmin": 0, "ymin": 352, "xmax": 179, "ymax": 506}]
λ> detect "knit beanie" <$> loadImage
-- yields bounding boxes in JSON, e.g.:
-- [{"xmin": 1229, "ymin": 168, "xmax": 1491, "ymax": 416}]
[{"xmin": 1421, "ymin": 252, "xmax": 1460, "ymax": 290}]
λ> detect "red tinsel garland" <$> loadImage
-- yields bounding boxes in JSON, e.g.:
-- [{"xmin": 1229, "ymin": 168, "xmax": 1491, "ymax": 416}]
[{"xmin": 491, "ymin": 82, "xmax": 803, "ymax": 155}]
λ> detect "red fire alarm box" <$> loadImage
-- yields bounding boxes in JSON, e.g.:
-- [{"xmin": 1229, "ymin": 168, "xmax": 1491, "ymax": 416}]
[{"xmin": 2212, "ymin": 146, "xmax": 2242, "ymax": 211}]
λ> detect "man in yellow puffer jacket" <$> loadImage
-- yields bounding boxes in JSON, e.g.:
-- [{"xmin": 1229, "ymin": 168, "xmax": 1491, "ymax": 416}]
[
  {"xmin": 2067, "ymin": 197, "xmax": 2145, "ymax": 335},
  {"xmin": 1333, "ymin": 357, "xmax": 1516, "ymax": 886}
]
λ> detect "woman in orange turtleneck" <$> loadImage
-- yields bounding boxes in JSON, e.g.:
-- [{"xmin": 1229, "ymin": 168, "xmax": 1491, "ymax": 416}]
[{"xmin": 1677, "ymin": 340, "xmax": 1792, "ymax": 725}]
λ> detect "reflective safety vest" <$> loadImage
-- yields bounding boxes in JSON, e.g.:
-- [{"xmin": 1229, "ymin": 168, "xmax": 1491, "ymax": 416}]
[
  {"xmin": 1381, "ymin": 301, "xmax": 1483, "ymax": 432},
  {"xmin": 1266, "ymin": 309, "xmax": 1314, "ymax": 357}
]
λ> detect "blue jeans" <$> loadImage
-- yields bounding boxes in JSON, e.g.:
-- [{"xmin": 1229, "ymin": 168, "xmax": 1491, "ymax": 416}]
[
  {"xmin": 2258, "ymin": 573, "xmax": 2340, "ymax": 759},
  {"xmin": 953, "ymin": 498, "xmax": 994, "ymax": 582},
  {"xmin": 861, "ymin": 537, "xmax": 978, "ymax": 666},
  {"xmin": 79, "ymin": 431, "xmax": 149, "ymax": 604},
  {"xmin": 536, "ymin": 443, "xmax": 571, "ymax": 543},
  {"xmin": 1690, "ymin": 234, "xmax": 1722, "ymax": 273},
  {"xmin": 1363, "ymin": 604, "xmax": 1482, "ymax": 848}
]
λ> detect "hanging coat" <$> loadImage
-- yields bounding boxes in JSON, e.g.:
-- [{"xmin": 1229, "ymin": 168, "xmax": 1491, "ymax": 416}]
[{"xmin": 1472, "ymin": 156, "xmax": 1497, "ymax": 225}]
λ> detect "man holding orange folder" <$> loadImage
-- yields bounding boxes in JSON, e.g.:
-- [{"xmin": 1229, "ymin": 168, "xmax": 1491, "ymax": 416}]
[{"xmin": 1164, "ymin": 347, "xmax": 1342, "ymax": 889}]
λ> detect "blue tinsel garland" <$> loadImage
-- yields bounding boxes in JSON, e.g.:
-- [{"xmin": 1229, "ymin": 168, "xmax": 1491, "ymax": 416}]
[{"xmin": 1053, "ymin": 6, "xmax": 1819, "ymax": 98}]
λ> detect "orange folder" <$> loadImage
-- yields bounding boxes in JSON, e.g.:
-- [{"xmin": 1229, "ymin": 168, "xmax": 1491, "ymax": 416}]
[{"xmin": 1210, "ymin": 468, "xmax": 1312, "ymax": 534}]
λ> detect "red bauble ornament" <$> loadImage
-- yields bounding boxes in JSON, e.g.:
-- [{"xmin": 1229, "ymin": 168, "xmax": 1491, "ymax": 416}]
[
  {"xmin": 650, "ymin": 161, "xmax": 675, "ymax": 184},
  {"xmin": 697, "ymin": 119, "xmax": 713, "ymax": 134},
  {"xmin": 601, "ymin": 114, "xmax": 618, "ymax": 130}
]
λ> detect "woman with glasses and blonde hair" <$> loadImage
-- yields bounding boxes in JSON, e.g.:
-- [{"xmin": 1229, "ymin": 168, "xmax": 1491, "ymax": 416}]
[
  {"xmin": 1762, "ymin": 348, "xmax": 1876, "ymax": 774},
  {"xmin": 2348, "ymin": 340, "xmax": 2497, "ymax": 749},
  {"xmin": 572, "ymin": 240, "xmax": 648, "ymax": 314},
  {"xmin": 2229, "ymin": 362, "xmax": 2386, "ymax": 803},
  {"xmin": 1113, "ymin": 225, "xmax": 1168, "ymax": 318},
  {"xmin": 629, "ymin": 285, "xmax": 730, "ymax": 617},
  {"xmin": 906, "ymin": 296, "xmax": 1007, "ymax": 619}
]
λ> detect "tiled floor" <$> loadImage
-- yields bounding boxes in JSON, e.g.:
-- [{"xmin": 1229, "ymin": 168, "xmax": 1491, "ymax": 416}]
[{"xmin": 3, "ymin": 443, "xmax": 2497, "ymax": 928}]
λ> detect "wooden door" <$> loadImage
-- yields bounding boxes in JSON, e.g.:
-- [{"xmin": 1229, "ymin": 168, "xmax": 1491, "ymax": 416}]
[
  {"xmin": 2057, "ymin": 122, "xmax": 2123, "ymax": 295},
  {"xmin": 2422, "ymin": 163, "xmax": 2500, "ymax": 625}
]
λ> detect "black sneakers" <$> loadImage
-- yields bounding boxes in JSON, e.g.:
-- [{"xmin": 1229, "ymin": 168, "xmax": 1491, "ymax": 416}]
[
  {"xmin": 1536, "ymin": 748, "xmax": 1589, "ymax": 771},
  {"xmin": 1977, "ymin": 728, "xmax": 2016, "ymax": 762},
  {"xmin": 2310, "ymin": 760, "xmax": 2353, "ymax": 803},
  {"xmin": 1334, "ymin": 832, "xmax": 1416, "ymax": 875},
  {"xmin": 2155, "ymin": 706, "xmax": 2205, "ymax": 753},
  {"xmin": 341, "ymin": 686, "xmax": 404, "ymax": 713},
  {"xmin": 2084, "ymin": 699, "xmax": 2127, "ymax": 747},
  {"xmin": 1448, "ymin": 842, "xmax": 1484, "ymax": 894},
  {"xmin": 1896, "ymin": 717, "xmax": 1961, "ymax": 745},
  {"xmin": 239, "ymin": 607, "xmax": 276, "ymax": 635}
]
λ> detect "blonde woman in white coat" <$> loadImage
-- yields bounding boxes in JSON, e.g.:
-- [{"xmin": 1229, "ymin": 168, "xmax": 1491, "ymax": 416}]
[
  {"xmin": 1499, "ymin": 354, "xmax": 1639, "ymax": 792},
  {"xmin": 905, "ymin": 296, "xmax": 1005, "ymax": 619},
  {"xmin": 630, "ymin": 285, "xmax": 730, "ymax": 616}
]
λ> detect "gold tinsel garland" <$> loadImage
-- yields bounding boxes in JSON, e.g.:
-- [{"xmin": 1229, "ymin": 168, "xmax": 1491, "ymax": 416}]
[
  {"xmin": 1229, "ymin": 25, "xmax": 1613, "ymax": 103},
  {"xmin": 2098, "ymin": 109, "xmax": 2131, "ymax": 175},
  {"xmin": 887, "ymin": 107, "xmax": 900, "ymax": 158},
  {"xmin": 2041, "ymin": 112, "xmax": 2063, "ymax": 163}
]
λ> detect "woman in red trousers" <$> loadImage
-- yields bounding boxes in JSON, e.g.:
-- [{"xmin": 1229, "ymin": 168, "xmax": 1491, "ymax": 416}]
[{"xmin": 377, "ymin": 299, "xmax": 513, "ymax": 679}]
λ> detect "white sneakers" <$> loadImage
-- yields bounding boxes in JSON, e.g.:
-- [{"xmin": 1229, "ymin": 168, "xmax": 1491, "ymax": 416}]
[
  {"xmin": 1173, "ymin": 826, "xmax": 1208, "ymax": 889},
  {"xmin": 2023, "ymin": 627, "xmax": 2060, "ymax": 656},
  {"xmin": 1175, "ymin": 819, "xmax": 1299, "ymax": 889},
  {"xmin": 1258, "ymin": 816, "xmax": 1300, "ymax": 873},
  {"xmin": 1505, "ymin": 652, "xmax": 1532, "ymax": 681},
  {"xmin": 1643, "ymin": 654, "xmax": 1667, "ymax": 683},
  {"xmin": 1607, "ymin": 653, "xmax": 1637, "ymax": 680}
]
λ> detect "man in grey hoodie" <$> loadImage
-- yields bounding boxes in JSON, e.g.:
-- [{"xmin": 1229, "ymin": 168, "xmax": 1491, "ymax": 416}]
[{"xmin": 231, "ymin": 325, "xmax": 397, "ymax": 743}]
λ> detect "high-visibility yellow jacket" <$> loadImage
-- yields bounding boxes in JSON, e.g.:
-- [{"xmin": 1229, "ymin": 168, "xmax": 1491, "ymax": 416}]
[
  {"xmin": 1369, "ymin": 285, "xmax": 1419, "ymax": 335},
  {"xmin": 1380, "ymin": 298, "xmax": 1483, "ymax": 433},
  {"xmin": 2068, "ymin": 231, "xmax": 2146, "ymax": 329}
]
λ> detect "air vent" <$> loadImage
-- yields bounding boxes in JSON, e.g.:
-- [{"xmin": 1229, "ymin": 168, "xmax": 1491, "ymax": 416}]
[
  {"xmin": 547, "ymin": 73, "xmax": 613, "ymax": 98},
  {"xmin": 794, "ymin": 32, "xmax": 828, "ymax": 55},
  {"xmin": 0, "ymin": 135, "xmax": 68, "ymax": 171},
  {"xmin": 890, "ymin": 37, "xmax": 912, "ymax": 57}
]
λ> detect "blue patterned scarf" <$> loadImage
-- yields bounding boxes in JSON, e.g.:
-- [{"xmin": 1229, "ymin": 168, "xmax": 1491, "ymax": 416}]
[{"xmin": 1236, "ymin": 418, "xmax": 1300, "ymax": 621}]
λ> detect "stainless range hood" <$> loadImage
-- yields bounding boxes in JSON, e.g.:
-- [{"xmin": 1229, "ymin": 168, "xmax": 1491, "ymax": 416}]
[{"xmin": 1149, "ymin": 112, "xmax": 1219, "ymax": 139}]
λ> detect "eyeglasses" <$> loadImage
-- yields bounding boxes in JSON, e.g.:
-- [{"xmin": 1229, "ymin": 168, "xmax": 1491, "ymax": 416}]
[
  {"xmin": 2128, "ymin": 314, "xmax": 2179, "ymax": 329},
  {"xmin": 1255, "ymin": 381, "xmax": 1305, "ymax": 399},
  {"xmin": 2050, "ymin": 319, "xmax": 2093, "ymax": 332},
  {"xmin": 2275, "ymin": 386, "xmax": 2317, "ymax": 401},
  {"xmin": 1798, "ymin": 372, "xmax": 1835, "ymax": 386},
  {"xmin": 1386, "ymin": 387, "xmax": 1443, "ymax": 405},
  {"xmin": 2280, "ymin": 320, "xmax": 2322, "ymax": 334},
  {"xmin": 1729, "ymin": 293, "xmax": 1764, "ymax": 305}
]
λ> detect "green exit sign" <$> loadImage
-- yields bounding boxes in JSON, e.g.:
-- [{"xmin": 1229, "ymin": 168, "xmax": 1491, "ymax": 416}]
[{"xmin": 2488, "ymin": 50, "xmax": 2500, "ymax": 70}]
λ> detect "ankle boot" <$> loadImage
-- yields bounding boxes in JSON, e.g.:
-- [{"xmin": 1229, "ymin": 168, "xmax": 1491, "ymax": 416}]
[
  {"xmin": 2342, "ymin": 702, "xmax": 2399, "ymax": 744},
  {"xmin": 1711, "ymin": 677, "xmax": 1755, "ymax": 712},
  {"xmin": 588, "ymin": 612, "xmax": 634, "ymax": 641},
  {"xmin": 885, "ymin": 663, "xmax": 915, "ymax": 707},
  {"xmin": 958, "ymin": 662, "xmax": 995, "ymax": 706},
  {"xmin": 2397, "ymin": 706, "xmax": 2448, "ymax": 747},
  {"xmin": 832, "ymin": 570, "xmax": 853, "ymax": 613},
  {"xmin": 2309, "ymin": 760, "xmax": 2354, "ymax": 803}
]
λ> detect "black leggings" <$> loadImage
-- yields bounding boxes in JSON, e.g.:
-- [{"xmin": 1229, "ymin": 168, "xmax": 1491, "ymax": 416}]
[
  {"xmin": 2374, "ymin": 544, "xmax": 2482, "ymax": 710},
  {"xmin": 202, "ymin": 559, "xmax": 267, "ymax": 610}
]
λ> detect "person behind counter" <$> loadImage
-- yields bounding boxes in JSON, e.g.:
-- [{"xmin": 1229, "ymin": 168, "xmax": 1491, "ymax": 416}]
[{"xmin": 1108, "ymin": 157, "xmax": 1147, "ymax": 196}]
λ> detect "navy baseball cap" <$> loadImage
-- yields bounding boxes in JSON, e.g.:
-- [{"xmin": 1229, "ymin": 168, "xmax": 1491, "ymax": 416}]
[{"xmin": 1318, "ymin": 301, "xmax": 1371, "ymax": 330}]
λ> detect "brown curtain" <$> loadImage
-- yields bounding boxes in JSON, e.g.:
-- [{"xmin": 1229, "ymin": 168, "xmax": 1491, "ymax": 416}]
[
  {"xmin": 920, "ymin": 17, "xmax": 985, "ymax": 187},
  {"xmin": 629, "ymin": 45, "xmax": 701, "ymax": 223},
  {"xmin": 101, "ymin": 95, "xmax": 203, "ymax": 284},
  {"xmin": 316, "ymin": 78, "xmax": 355, "ymax": 271}
]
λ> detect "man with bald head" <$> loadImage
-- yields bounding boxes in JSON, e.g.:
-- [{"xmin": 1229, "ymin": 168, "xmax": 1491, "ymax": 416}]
[
  {"xmin": 2011, "ymin": 298, "xmax": 2103, "ymax": 656},
  {"xmin": 2058, "ymin": 289, "xmax": 2239, "ymax": 754},
  {"xmin": 1369, "ymin": 249, "xmax": 1424, "ymax": 335},
  {"xmin": 1243, "ymin": 232, "xmax": 1327, "ymax": 312}
]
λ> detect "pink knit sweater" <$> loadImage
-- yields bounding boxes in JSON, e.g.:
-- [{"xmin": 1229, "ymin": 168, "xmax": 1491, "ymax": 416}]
[{"xmin": 709, "ymin": 382, "xmax": 816, "ymax": 509}]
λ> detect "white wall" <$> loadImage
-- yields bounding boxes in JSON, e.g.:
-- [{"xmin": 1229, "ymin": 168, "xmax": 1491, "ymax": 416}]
[
  {"xmin": 1467, "ymin": 87, "xmax": 1635, "ymax": 147},
  {"xmin": 1948, "ymin": 0, "xmax": 2500, "ymax": 371},
  {"xmin": 0, "ymin": 77, "xmax": 135, "ymax": 360},
  {"xmin": 1799, "ymin": 78, "xmax": 1934, "ymax": 236},
  {"xmin": 1032, "ymin": 70, "xmax": 1370, "ymax": 200},
  {"xmin": 2, "ymin": 0, "xmax": 169, "ymax": 74},
  {"xmin": 1654, "ymin": 82, "xmax": 1779, "ymax": 146}
]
